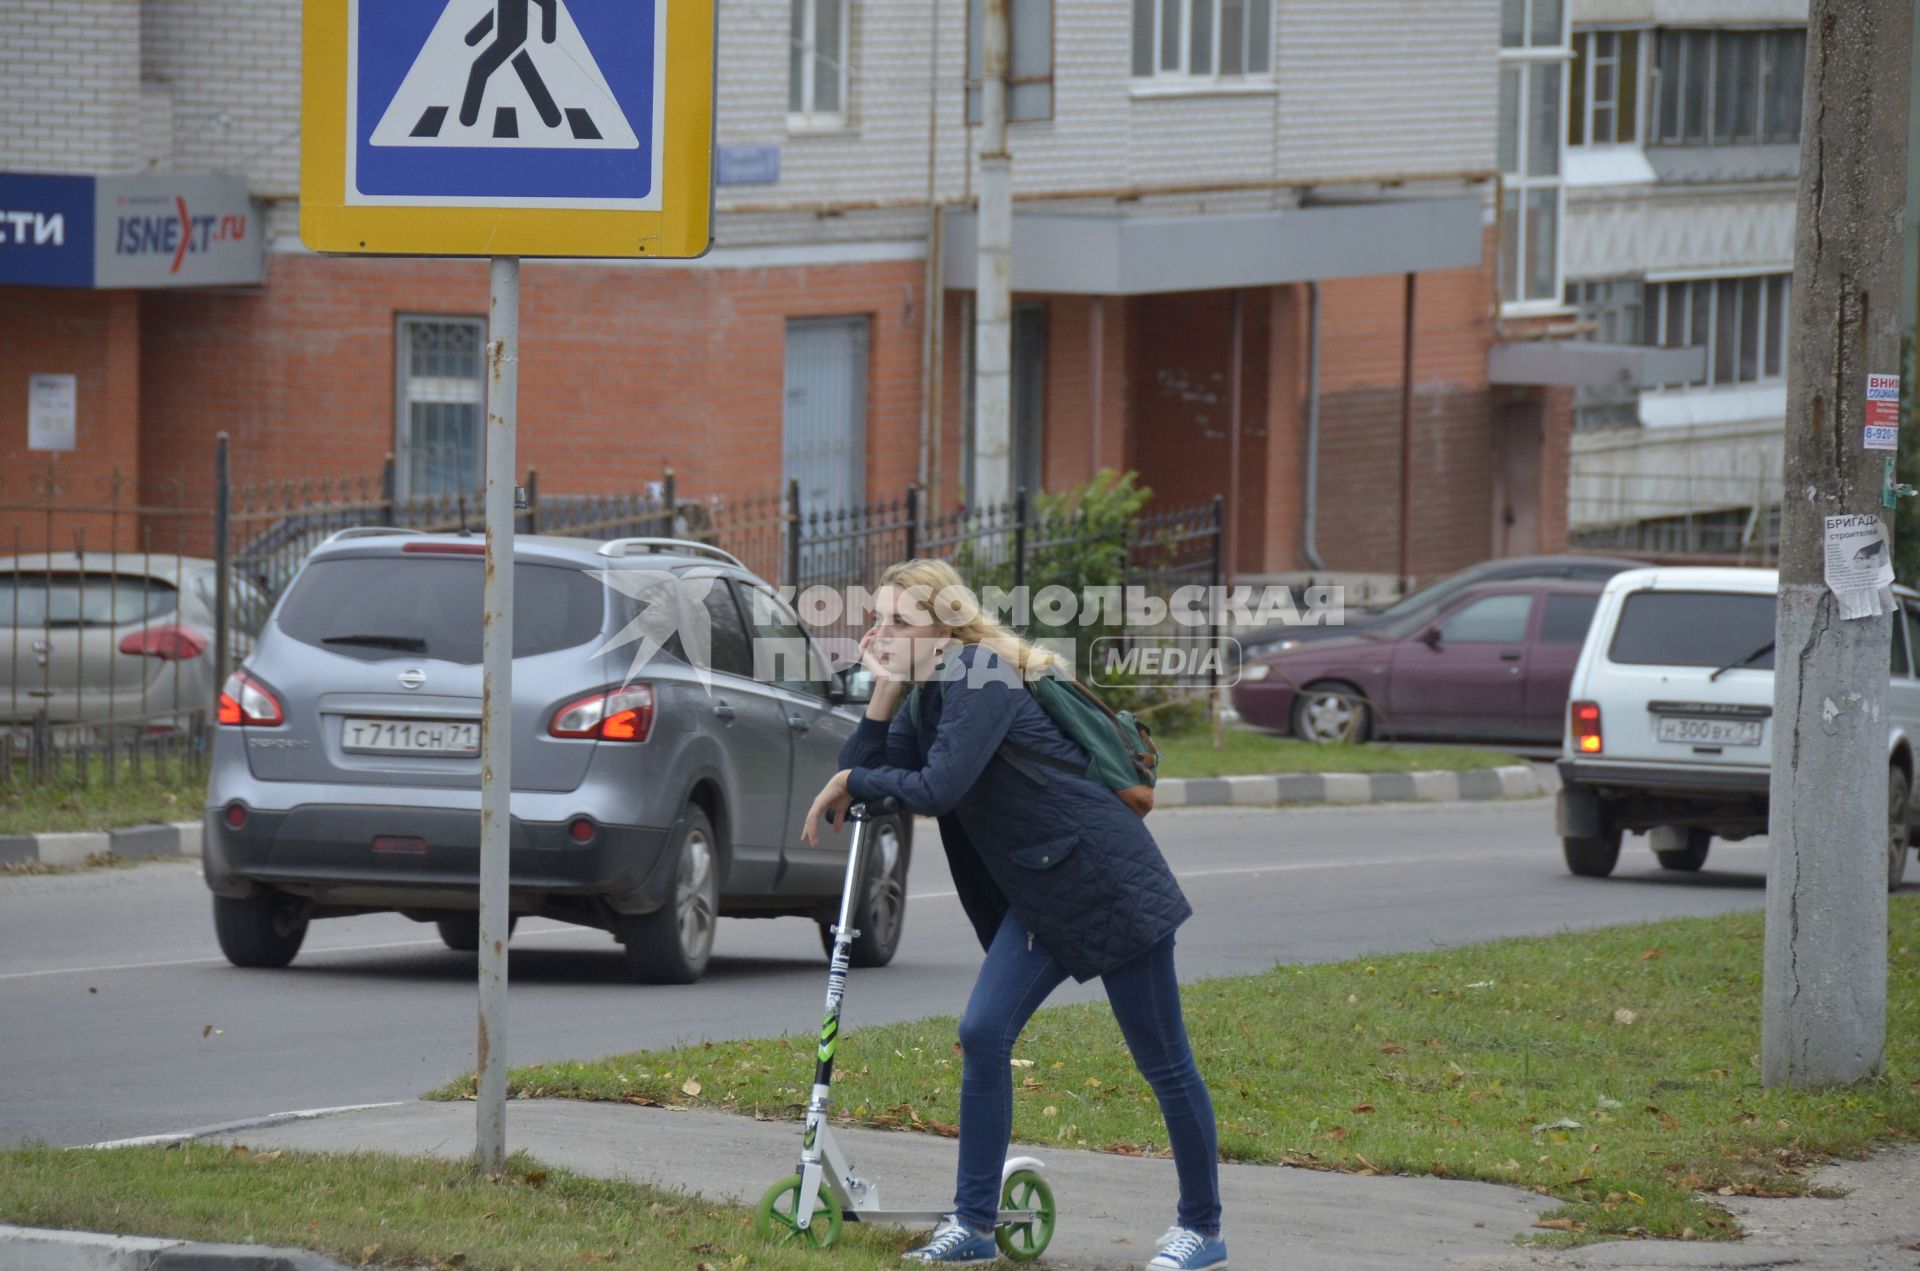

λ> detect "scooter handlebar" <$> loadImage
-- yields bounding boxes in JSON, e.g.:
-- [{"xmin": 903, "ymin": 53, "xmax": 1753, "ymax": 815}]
[{"xmin": 850, "ymin": 797, "xmax": 902, "ymax": 820}]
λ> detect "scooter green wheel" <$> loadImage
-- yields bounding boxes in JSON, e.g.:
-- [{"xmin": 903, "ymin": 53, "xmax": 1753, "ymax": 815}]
[
  {"xmin": 755, "ymin": 1173, "xmax": 843, "ymax": 1249},
  {"xmin": 996, "ymin": 1168, "xmax": 1056, "ymax": 1262}
]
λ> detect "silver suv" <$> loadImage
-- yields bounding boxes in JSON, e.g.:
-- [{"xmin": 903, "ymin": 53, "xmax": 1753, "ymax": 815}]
[{"xmin": 202, "ymin": 532, "xmax": 909, "ymax": 983}]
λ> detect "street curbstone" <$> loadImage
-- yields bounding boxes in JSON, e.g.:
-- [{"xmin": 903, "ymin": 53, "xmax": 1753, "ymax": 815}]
[
  {"xmin": 0, "ymin": 1224, "xmax": 353, "ymax": 1271},
  {"xmin": 1, "ymin": 820, "xmax": 205, "ymax": 871},
  {"xmin": 1154, "ymin": 763, "xmax": 1540, "ymax": 809},
  {"xmin": 1494, "ymin": 765, "xmax": 1538, "ymax": 798},
  {"xmin": 1222, "ymin": 774, "xmax": 1282, "ymax": 805},
  {"xmin": 35, "ymin": 832, "xmax": 112, "ymax": 868},
  {"xmin": 1319, "ymin": 773, "xmax": 1374, "ymax": 803}
]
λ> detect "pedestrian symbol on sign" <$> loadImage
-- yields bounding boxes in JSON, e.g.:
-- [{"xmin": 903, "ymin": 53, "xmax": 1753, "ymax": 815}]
[
  {"xmin": 370, "ymin": 0, "xmax": 640, "ymax": 151},
  {"xmin": 349, "ymin": 0, "xmax": 660, "ymax": 209}
]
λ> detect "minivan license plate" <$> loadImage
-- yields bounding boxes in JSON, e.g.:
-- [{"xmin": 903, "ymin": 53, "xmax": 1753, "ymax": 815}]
[
  {"xmin": 1655, "ymin": 716, "xmax": 1762, "ymax": 747},
  {"xmin": 342, "ymin": 718, "xmax": 479, "ymax": 755}
]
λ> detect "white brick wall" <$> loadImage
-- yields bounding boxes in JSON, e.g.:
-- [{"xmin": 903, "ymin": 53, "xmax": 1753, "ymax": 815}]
[
  {"xmin": 0, "ymin": 0, "xmax": 142, "ymax": 173},
  {"xmin": 1275, "ymin": 0, "xmax": 1499, "ymax": 183},
  {"xmin": 5, "ymin": 1, "xmax": 1500, "ymax": 249},
  {"xmin": 141, "ymin": 0, "xmax": 302, "ymax": 195}
]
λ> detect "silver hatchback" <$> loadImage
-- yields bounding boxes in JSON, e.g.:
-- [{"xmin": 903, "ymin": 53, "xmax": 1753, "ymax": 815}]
[{"xmin": 202, "ymin": 532, "xmax": 910, "ymax": 983}]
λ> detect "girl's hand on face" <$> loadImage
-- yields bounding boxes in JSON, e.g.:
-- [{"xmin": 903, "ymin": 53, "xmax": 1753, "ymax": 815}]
[{"xmin": 800, "ymin": 769, "xmax": 855, "ymax": 848}]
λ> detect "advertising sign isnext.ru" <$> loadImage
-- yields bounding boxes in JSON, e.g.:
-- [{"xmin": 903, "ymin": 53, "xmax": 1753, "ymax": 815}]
[{"xmin": 301, "ymin": 0, "xmax": 715, "ymax": 259}]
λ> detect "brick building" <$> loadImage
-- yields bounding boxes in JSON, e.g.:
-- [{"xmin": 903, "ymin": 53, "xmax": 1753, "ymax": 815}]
[{"xmin": 0, "ymin": 0, "xmax": 1578, "ymax": 591}]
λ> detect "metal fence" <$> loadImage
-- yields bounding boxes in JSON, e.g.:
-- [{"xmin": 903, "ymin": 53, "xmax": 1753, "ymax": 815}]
[{"xmin": 0, "ymin": 436, "xmax": 1224, "ymax": 792}]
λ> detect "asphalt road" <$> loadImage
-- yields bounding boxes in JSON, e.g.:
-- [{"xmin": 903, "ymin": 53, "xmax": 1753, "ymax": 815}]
[{"xmin": 0, "ymin": 796, "xmax": 1790, "ymax": 1152}]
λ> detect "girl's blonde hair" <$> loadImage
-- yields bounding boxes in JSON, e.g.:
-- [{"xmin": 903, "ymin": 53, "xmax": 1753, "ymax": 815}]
[{"xmin": 876, "ymin": 558, "xmax": 1070, "ymax": 681}]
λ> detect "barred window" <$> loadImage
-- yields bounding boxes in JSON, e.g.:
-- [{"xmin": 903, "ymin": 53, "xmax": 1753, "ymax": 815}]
[{"xmin": 395, "ymin": 316, "xmax": 485, "ymax": 498}]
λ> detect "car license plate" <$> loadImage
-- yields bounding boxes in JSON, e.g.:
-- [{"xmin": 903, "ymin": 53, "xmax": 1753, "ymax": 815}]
[
  {"xmin": 342, "ymin": 718, "xmax": 479, "ymax": 755},
  {"xmin": 1655, "ymin": 716, "xmax": 1763, "ymax": 747}
]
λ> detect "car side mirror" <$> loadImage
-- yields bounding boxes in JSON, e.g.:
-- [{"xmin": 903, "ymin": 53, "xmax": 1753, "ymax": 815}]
[
  {"xmin": 1420, "ymin": 627, "xmax": 1443, "ymax": 649},
  {"xmin": 841, "ymin": 667, "xmax": 875, "ymax": 704}
]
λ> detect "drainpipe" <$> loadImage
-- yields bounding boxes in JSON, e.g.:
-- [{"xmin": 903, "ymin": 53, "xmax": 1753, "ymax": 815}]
[
  {"xmin": 971, "ymin": 0, "xmax": 1012, "ymax": 510},
  {"xmin": 1302, "ymin": 281, "xmax": 1325, "ymax": 570},
  {"xmin": 917, "ymin": 0, "xmax": 941, "ymax": 496}
]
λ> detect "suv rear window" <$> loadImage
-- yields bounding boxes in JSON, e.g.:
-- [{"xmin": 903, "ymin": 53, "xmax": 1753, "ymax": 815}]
[
  {"xmin": 0, "ymin": 573, "xmax": 177, "ymax": 627},
  {"xmin": 1608, "ymin": 590, "xmax": 1777, "ymax": 669},
  {"xmin": 277, "ymin": 557, "xmax": 605, "ymax": 663}
]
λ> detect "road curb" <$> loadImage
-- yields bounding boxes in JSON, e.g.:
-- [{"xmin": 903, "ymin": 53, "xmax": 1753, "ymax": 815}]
[
  {"xmin": 1156, "ymin": 764, "xmax": 1538, "ymax": 808},
  {"xmin": 0, "ymin": 821, "xmax": 200, "ymax": 869},
  {"xmin": 0, "ymin": 1223, "xmax": 350, "ymax": 1270}
]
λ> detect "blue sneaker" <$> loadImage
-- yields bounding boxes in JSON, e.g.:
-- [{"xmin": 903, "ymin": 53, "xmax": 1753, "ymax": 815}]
[
  {"xmin": 1148, "ymin": 1226, "xmax": 1229, "ymax": 1269},
  {"xmin": 902, "ymin": 1215, "xmax": 999, "ymax": 1264}
]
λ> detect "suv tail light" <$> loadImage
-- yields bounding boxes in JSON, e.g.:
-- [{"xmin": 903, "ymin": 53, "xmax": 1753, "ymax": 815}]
[
  {"xmin": 218, "ymin": 671, "xmax": 284, "ymax": 727},
  {"xmin": 550, "ymin": 684, "xmax": 654, "ymax": 742},
  {"xmin": 1570, "ymin": 700, "xmax": 1603, "ymax": 754},
  {"xmin": 119, "ymin": 624, "xmax": 209, "ymax": 661}
]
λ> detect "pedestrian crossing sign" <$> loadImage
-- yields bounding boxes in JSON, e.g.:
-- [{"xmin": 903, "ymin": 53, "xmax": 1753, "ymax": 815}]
[{"xmin": 301, "ymin": 0, "xmax": 713, "ymax": 258}]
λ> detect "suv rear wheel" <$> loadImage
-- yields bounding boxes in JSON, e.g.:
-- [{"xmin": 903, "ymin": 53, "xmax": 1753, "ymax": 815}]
[
  {"xmin": 817, "ymin": 813, "xmax": 909, "ymax": 968},
  {"xmin": 1651, "ymin": 826, "xmax": 1711, "ymax": 872},
  {"xmin": 212, "ymin": 889, "xmax": 309, "ymax": 968},
  {"xmin": 1562, "ymin": 824, "xmax": 1622, "ymax": 878},
  {"xmin": 1889, "ymin": 767, "xmax": 1911, "ymax": 890},
  {"xmin": 620, "ymin": 807, "xmax": 719, "ymax": 984}
]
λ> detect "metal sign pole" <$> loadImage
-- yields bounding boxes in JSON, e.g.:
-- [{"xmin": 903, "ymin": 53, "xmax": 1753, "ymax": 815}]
[{"xmin": 476, "ymin": 255, "xmax": 519, "ymax": 1172}]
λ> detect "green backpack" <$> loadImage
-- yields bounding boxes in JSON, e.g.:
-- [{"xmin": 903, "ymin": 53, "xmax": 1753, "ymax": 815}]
[{"xmin": 907, "ymin": 665, "xmax": 1161, "ymax": 816}]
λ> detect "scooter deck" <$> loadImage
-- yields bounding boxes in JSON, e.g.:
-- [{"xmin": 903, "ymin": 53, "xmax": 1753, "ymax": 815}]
[{"xmin": 841, "ymin": 1208, "xmax": 1050, "ymax": 1227}]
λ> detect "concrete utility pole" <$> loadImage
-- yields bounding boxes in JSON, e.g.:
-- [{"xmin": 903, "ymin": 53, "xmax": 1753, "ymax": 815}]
[
  {"xmin": 1763, "ymin": 0, "xmax": 1913, "ymax": 1088},
  {"xmin": 971, "ymin": 0, "xmax": 1012, "ymax": 510}
]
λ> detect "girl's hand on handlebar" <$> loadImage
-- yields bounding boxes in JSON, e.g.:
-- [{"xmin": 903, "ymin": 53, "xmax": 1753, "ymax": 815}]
[{"xmin": 800, "ymin": 769, "xmax": 855, "ymax": 849}]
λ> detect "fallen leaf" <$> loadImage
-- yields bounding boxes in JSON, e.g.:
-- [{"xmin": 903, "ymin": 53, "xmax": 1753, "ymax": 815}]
[
  {"xmin": 361, "ymin": 1243, "xmax": 382, "ymax": 1263},
  {"xmin": 619, "ymin": 1094, "xmax": 661, "ymax": 1108},
  {"xmin": 1640, "ymin": 948, "xmax": 1662, "ymax": 960},
  {"xmin": 1010, "ymin": 1058, "xmax": 1035, "ymax": 1068},
  {"xmin": 1596, "ymin": 1096, "xmax": 1623, "ymax": 1109},
  {"xmin": 1613, "ymin": 1009, "xmax": 1637, "ymax": 1026},
  {"xmin": 88, "ymin": 986, "xmax": 96, "ymax": 994},
  {"xmin": 1042, "ymin": 1105, "xmax": 1058, "ymax": 1118},
  {"xmin": 1533, "ymin": 1219, "xmax": 1577, "ymax": 1231},
  {"xmin": 202, "ymin": 1025, "xmax": 213, "ymax": 1038},
  {"xmin": 228, "ymin": 1145, "xmax": 251, "ymax": 1157},
  {"xmin": 1351, "ymin": 1104, "xmax": 1375, "ymax": 1114},
  {"xmin": 1084, "ymin": 1078, "xmax": 1103, "ymax": 1088},
  {"xmin": 1532, "ymin": 1118, "xmax": 1583, "ymax": 1134},
  {"xmin": 1379, "ymin": 1043, "xmax": 1407, "ymax": 1055},
  {"xmin": 681, "ymin": 1078, "xmax": 703, "ymax": 1097}
]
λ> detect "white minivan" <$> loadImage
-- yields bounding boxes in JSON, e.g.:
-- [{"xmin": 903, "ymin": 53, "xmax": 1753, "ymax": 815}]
[{"xmin": 1556, "ymin": 566, "xmax": 1919, "ymax": 887}]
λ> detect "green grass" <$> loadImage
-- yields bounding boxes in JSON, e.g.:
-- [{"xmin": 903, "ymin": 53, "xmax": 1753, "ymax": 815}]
[
  {"xmin": 0, "ymin": 1142, "xmax": 915, "ymax": 1270},
  {"xmin": 0, "ymin": 759, "xmax": 205, "ymax": 836},
  {"xmin": 430, "ymin": 902, "xmax": 1920, "ymax": 1246},
  {"xmin": 1155, "ymin": 727, "xmax": 1523, "ymax": 778}
]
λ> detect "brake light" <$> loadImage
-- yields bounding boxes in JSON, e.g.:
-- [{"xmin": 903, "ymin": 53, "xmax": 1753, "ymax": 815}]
[
  {"xmin": 550, "ymin": 685, "xmax": 654, "ymax": 742},
  {"xmin": 218, "ymin": 671, "xmax": 284, "ymax": 727},
  {"xmin": 402, "ymin": 541, "xmax": 487, "ymax": 555},
  {"xmin": 1570, "ymin": 700, "xmax": 1603, "ymax": 754},
  {"xmin": 118, "ymin": 624, "xmax": 209, "ymax": 661}
]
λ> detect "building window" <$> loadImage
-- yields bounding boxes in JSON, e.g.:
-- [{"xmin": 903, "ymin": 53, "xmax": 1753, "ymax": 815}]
[
  {"xmin": 1571, "ymin": 506, "xmax": 1778, "ymax": 557},
  {"xmin": 395, "ymin": 316, "xmax": 485, "ymax": 498},
  {"xmin": 1131, "ymin": 0, "xmax": 1271, "ymax": 80},
  {"xmin": 1647, "ymin": 274, "xmax": 1791, "ymax": 389},
  {"xmin": 789, "ymin": 0, "xmax": 849, "ymax": 125},
  {"xmin": 1499, "ymin": 0, "xmax": 1569, "ymax": 309},
  {"xmin": 1567, "ymin": 277, "xmax": 1645, "ymax": 429},
  {"xmin": 1651, "ymin": 29, "xmax": 1804, "ymax": 146},
  {"xmin": 967, "ymin": 0, "xmax": 1053, "ymax": 123},
  {"xmin": 1569, "ymin": 29, "xmax": 1640, "ymax": 146}
]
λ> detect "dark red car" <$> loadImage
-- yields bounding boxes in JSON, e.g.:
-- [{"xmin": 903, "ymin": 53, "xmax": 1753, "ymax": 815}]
[{"xmin": 1231, "ymin": 580, "xmax": 1604, "ymax": 744}]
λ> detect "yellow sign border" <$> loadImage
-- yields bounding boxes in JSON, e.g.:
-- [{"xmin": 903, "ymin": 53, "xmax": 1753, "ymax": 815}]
[{"xmin": 300, "ymin": 0, "xmax": 713, "ymax": 258}]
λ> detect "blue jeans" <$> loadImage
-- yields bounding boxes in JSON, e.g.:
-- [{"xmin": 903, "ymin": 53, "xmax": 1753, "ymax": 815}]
[{"xmin": 952, "ymin": 912, "xmax": 1222, "ymax": 1237}]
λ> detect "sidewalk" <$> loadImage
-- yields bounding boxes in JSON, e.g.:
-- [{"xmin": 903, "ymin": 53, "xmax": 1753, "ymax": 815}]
[{"xmin": 186, "ymin": 1099, "xmax": 1920, "ymax": 1270}]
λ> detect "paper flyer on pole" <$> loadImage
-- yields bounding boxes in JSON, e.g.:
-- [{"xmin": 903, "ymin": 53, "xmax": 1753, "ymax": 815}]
[{"xmin": 1822, "ymin": 514, "xmax": 1895, "ymax": 619}]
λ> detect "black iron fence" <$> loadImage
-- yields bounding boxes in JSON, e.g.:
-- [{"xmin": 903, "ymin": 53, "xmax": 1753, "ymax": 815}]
[{"xmin": 0, "ymin": 437, "xmax": 1224, "ymax": 792}]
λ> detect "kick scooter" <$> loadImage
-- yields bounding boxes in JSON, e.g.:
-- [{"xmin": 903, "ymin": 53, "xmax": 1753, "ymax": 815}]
[{"xmin": 756, "ymin": 798, "xmax": 1058, "ymax": 1260}]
